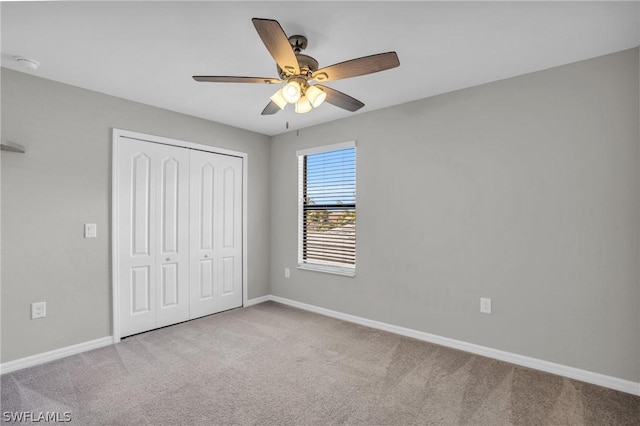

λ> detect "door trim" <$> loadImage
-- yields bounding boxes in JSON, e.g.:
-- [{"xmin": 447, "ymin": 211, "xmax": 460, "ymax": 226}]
[{"xmin": 111, "ymin": 128, "xmax": 248, "ymax": 342}]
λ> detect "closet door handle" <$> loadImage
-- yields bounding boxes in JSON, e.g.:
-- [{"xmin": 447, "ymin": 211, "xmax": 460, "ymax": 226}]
[
  {"xmin": 204, "ymin": 254, "xmax": 209, "ymax": 258},
  {"xmin": 166, "ymin": 257, "xmax": 172, "ymax": 262}
]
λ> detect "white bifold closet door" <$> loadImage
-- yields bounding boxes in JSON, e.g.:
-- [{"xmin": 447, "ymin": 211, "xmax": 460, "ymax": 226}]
[
  {"xmin": 117, "ymin": 138, "xmax": 243, "ymax": 338},
  {"xmin": 189, "ymin": 150, "xmax": 243, "ymax": 319},
  {"xmin": 118, "ymin": 140, "xmax": 190, "ymax": 337}
]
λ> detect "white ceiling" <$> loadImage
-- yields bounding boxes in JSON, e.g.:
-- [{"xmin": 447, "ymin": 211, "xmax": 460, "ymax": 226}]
[{"xmin": 2, "ymin": 1, "xmax": 639, "ymax": 136}]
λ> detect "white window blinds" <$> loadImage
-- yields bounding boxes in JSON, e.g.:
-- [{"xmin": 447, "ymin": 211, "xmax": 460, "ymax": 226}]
[{"xmin": 297, "ymin": 142, "xmax": 356, "ymax": 274}]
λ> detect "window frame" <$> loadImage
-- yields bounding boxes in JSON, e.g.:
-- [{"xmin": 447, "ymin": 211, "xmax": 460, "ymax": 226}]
[{"xmin": 296, "ymin": 141, "xmax": 357, "ymax": 277}]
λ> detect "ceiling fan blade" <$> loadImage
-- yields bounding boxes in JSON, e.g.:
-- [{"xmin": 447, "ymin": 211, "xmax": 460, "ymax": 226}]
[
  {"xmin": 312, "ymin": 52, "xmax": 400, "ymax": 82},
  {"xmin": 315, "ymin": 85, "xmax": 365, "ymax": 112},
  {"xmin": 261, "ymin": 101, "xmax": 282, "ymax": 115},
  {"xmin": 252, "ymin": 18, "xmax": 300, "ymax": 76},
  {"xmin": 193, "ymin": 76, "xmax": 281, "ymax": 84}
]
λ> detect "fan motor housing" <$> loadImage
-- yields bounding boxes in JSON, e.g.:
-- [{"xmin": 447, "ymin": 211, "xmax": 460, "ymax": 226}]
[
  {"xmin": 277, "ymin": 35, "xmax": 318, "ymax": 79},
  {"xmin": 278, "ymin": 54, "xmax": 318, "ymax": 79}
]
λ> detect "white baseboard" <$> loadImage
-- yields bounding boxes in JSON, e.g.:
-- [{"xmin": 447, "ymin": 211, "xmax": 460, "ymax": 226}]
[
  {"xmin": 1, "ymin": 295, "xmax": 271, "ymax": 375},
  {"xmin": 244, "ymin": 295, "xmax": 271, "ymax": 307},
  {"xmin": 0, "ymin": 336, "xmax": 115, "ymax": 375},
  {"xmin": 267, "ymin": 295, "xmax": 640, "ymax": 396},
  {"xmin": 3, "ymin": 297, "xmax": 638, "ymax": 396}
]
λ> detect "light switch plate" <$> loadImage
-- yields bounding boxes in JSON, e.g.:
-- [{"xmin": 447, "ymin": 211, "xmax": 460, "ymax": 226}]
[
  {"xmin": 84, "ymin": 223, "xmax": 97, "ymax": 238},
  {"xmin": 480, "ymin": 298, "xmax": 492, "ymax": 314}
]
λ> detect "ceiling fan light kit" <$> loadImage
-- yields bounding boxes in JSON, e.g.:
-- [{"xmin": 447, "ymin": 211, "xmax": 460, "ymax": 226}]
[
  {"xmin": 270, "ymin": 80, "xmax": 327, "ymax": 113},
  {"xmin": 306, "ymin": 85, "xmax": 327, "ymax": 108},
  {"xmin": 295, "ymin": 95, "xmax": 313, "ymax": 114},
  {"xmin": 282, "ymin": 80, "xmax": 302, "ymax": 103},
  {"xmin": 269, "ymin": 89, "xmax": 288, "ymax": 109},
  {"xmin": 192, "ymin": 18, "xmax": 400, "ymax": 116}
]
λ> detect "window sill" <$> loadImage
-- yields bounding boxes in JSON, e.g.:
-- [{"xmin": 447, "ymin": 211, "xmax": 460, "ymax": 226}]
[{"xmin": 297, "ymin": 263, "xmax": 356, "ymax": 277}]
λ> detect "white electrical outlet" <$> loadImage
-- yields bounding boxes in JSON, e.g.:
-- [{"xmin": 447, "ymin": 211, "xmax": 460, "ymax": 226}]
[
  {"xmin": 480, "ymin": 298, "xmax": 492, "ymax": 314},
  {"xmin": 31, "ymin": 301, "xmax": 46, "ymax": 319},
  {"xmin": 284, "ymin": 268, "xmax": 290, "ymax": 278}
]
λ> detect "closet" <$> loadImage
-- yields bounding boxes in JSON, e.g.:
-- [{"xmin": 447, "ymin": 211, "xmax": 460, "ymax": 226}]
[{"xmin": 114, "ymin": 134, "xmax": 243, "ymax": 337}]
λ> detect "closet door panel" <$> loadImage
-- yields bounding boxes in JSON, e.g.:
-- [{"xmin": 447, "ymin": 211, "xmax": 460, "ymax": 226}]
[
  {"xmin": 155, "ymin": 144, "xmax": 190, "ymax": 328},
  {"xmin": 190, "ymin": 151, "xmax": 243, "ymax": 317},
  {"xmin": 199, "ymin": 258, "xmax": 215, "ymax": 299},
  {"xmin": 222, "ymin": 166, "xmax": 237, "ymax": 249},
  {"xmin": 160, "ymin": 263, "xmax": 179, "ymax": 307},
  {"xmin": 190, "ymin": 150, "xmax": 218, "ymax": 319},
  {"xmin": 199, "ymin": 163, "xmax": 215, "ymax": 251},
  {"xmin": 221, "ymin": 257, "xmax": 234, "ymax": 295},
  {"xmin": 132, "ymin": 154, "xmax": 152, "ymax": 257},
  {"xmin": 217, "ymin": 156, "xmax": 243, "ymax": 312},
  {"xmin": 118, "ymin": 140, "xmax": 158, "ymax": 337},
  {"xmin": 160, "ymin": 157, "xmax": 179, "ymax": 253},
  {"xmin": 131, "ymin": 266, "xmax": 152, "ymax": 314}
]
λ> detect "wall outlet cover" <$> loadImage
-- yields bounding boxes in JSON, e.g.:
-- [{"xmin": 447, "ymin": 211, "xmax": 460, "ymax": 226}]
[{"xmin": 31, "ymin": 301, "xmax": 46, "ymax": 319}]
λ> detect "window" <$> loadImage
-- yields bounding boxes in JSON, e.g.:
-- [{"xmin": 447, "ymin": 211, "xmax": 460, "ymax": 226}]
[{"xmin": 297, "ymin": 142, "xmax": 356, "ymax": 276}]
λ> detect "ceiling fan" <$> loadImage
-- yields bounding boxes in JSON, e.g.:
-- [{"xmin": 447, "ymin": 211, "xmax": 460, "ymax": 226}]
[{"xmin": 193, "ymin": 18, "xmax": 400, "ymax": 115}]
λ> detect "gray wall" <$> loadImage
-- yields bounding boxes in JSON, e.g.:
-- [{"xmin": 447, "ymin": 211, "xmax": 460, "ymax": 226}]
[
  {"xmin": 1, "ymin": 69, "xmax": 271, "ymax": 362},
  {"xmin": 2, "ymin": 48, "xmax": 639, "ymax": 383},
  {"xmin": 270, "ymin": 48, "xmax": 640, "ymax": 382}
]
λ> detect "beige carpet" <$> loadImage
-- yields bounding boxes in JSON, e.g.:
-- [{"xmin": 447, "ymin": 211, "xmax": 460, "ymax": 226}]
[{"xmin": 1, "ymin": 301, "xmax": 638, "ymax": 425}]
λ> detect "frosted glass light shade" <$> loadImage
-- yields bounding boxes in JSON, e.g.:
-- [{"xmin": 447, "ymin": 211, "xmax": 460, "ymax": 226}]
[
  {"xmin": 295, "ymin": 96, "xmax": 312, "ymax": 114},
  {"xmin": 306, "ymin": 85, "xmax": 326, "ymax": 108},
  {"xmin": 282, "ymin": 81, "xmax": 302, "ymax": 103},
  {"xmin": 270, "ymin": 88, "xmax": 287, "ymax": 109}
]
